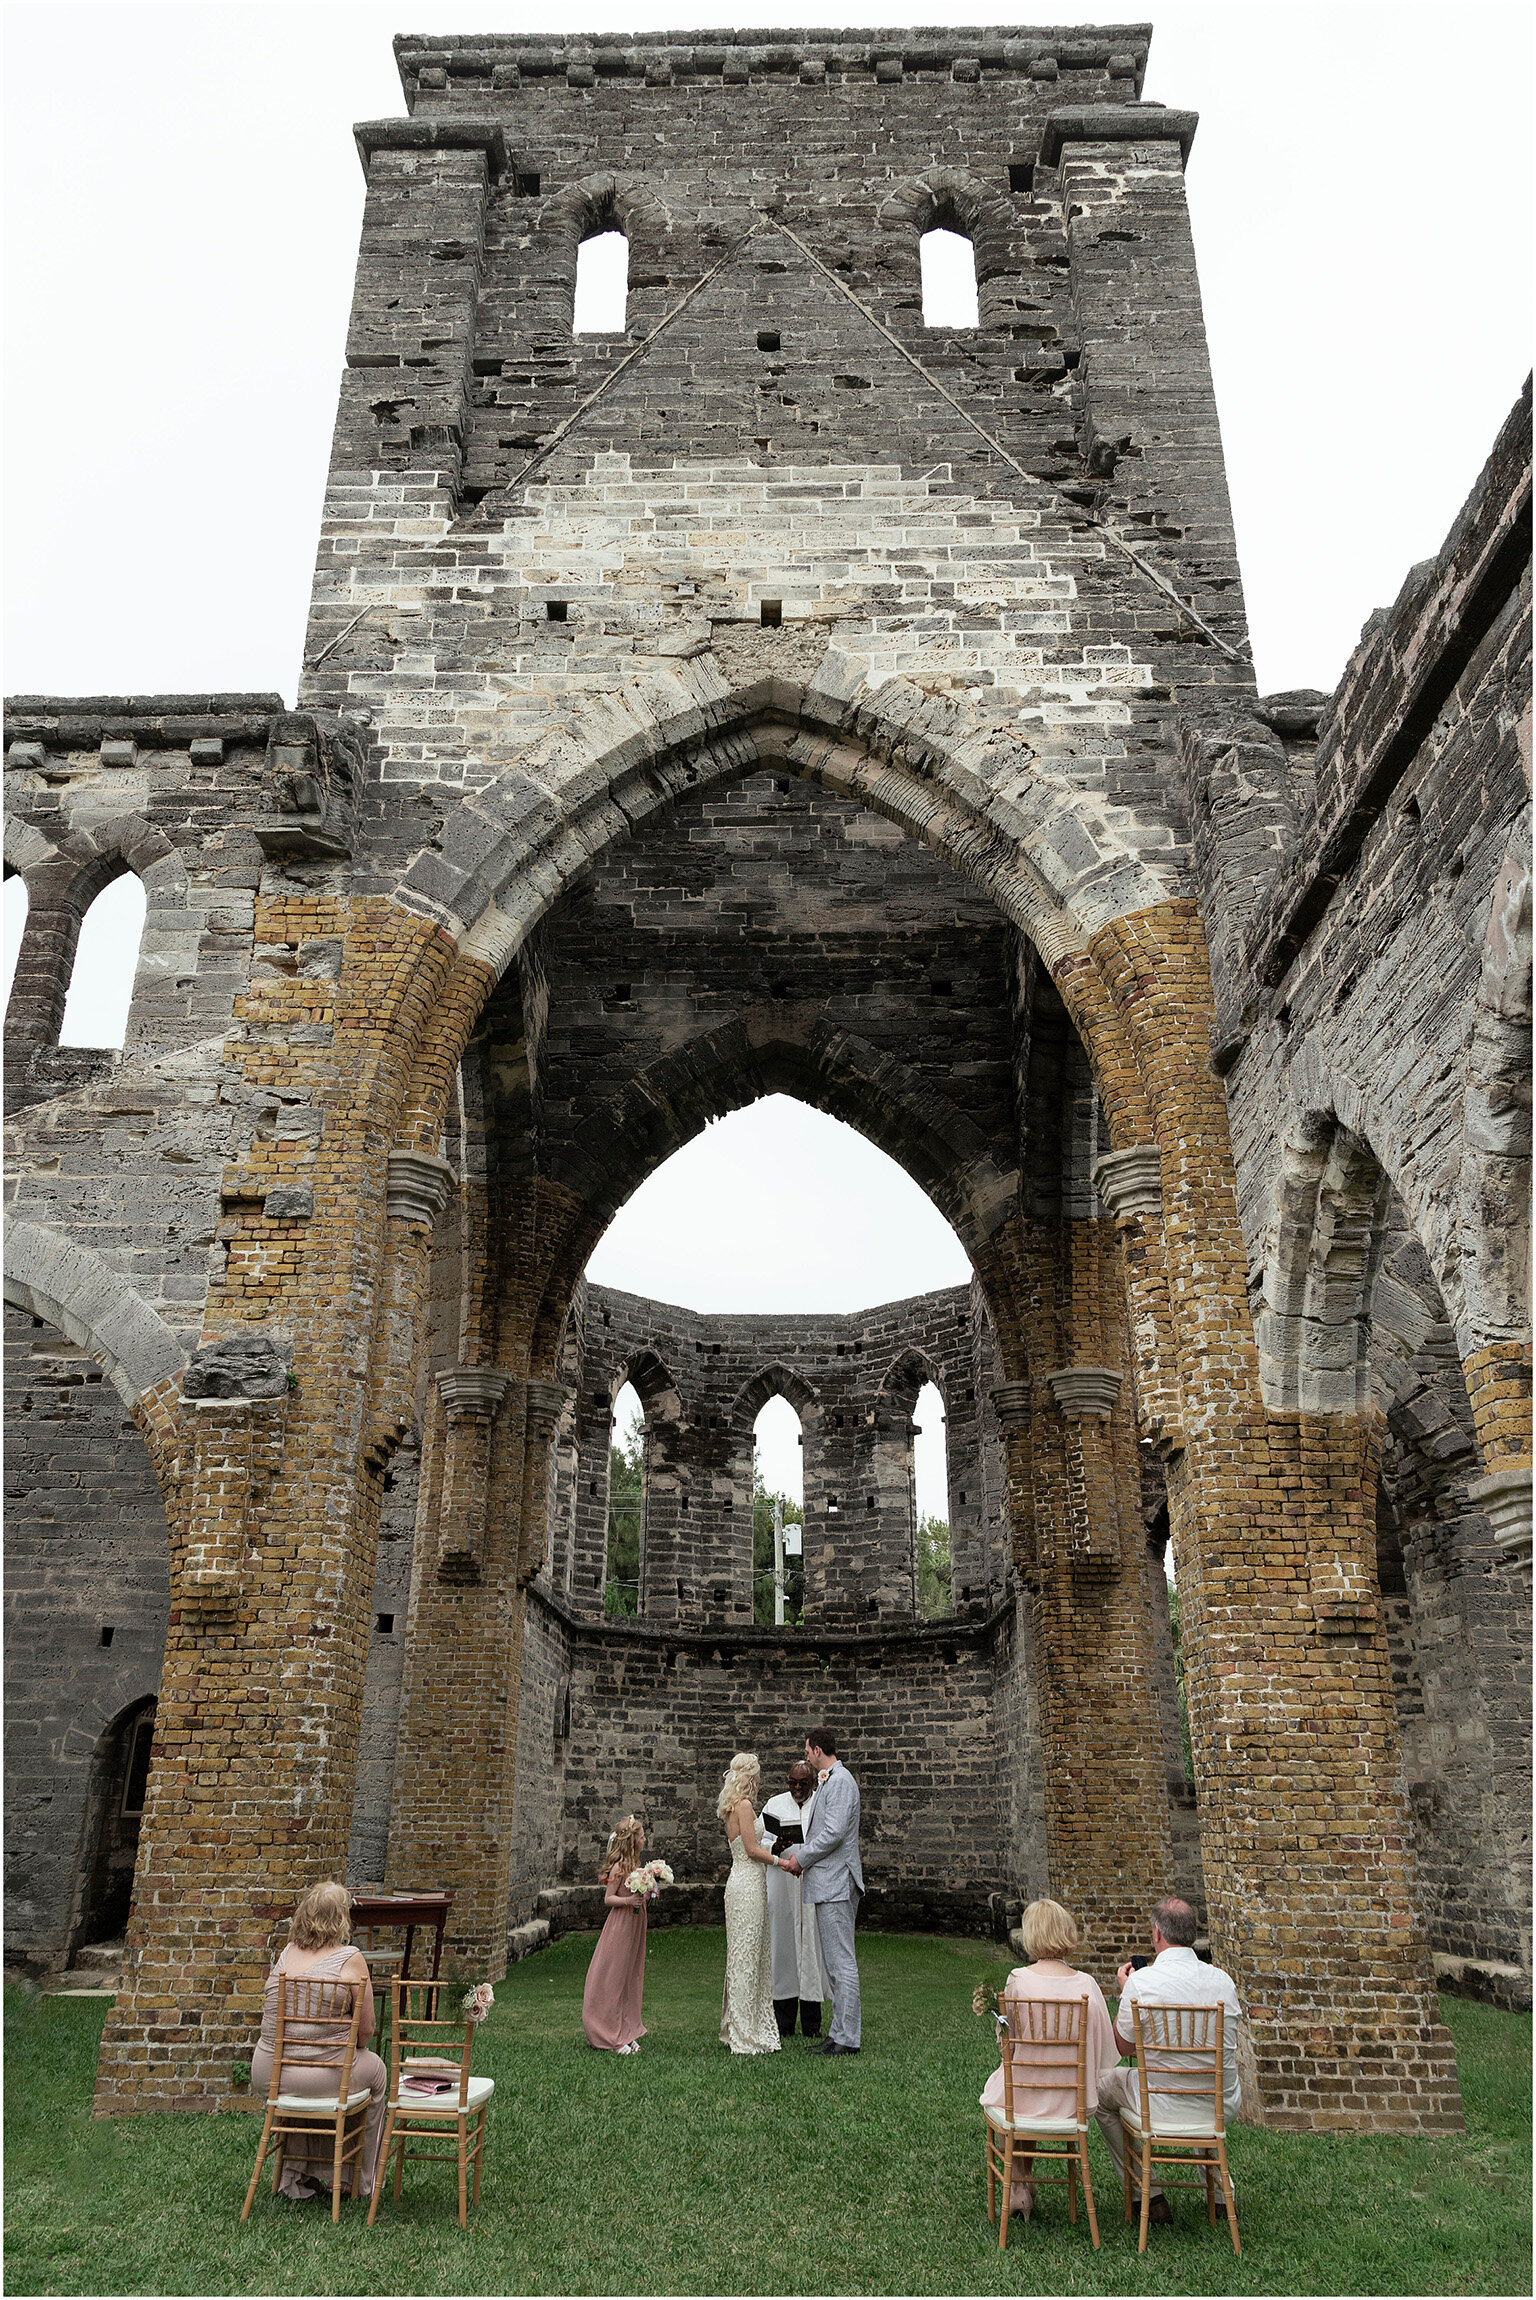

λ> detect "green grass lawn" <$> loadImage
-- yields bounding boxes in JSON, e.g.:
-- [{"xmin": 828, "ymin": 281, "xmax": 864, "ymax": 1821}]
[{"xmin": 5, "ymin": 1929, "xmax": 1530, "ymax": 2296}]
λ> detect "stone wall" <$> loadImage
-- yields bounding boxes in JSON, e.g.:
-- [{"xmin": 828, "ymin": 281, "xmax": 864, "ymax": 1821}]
[
  {"xmin": 3, "ymin": 1305, "xmax": 170, "ymax": 1975},
  {"xmin": 550, "ymin": 1279, "xmax": 1010, "ymax": 1630},
  {"xmin": 511, "ymin": 1585, "xmax": 1026, "ymax": 1938}
]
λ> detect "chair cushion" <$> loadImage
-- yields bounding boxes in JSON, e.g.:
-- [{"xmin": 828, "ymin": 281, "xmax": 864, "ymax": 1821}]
[
  {"xmin": 984, "ymin": 2106, "xmax": 1082, "ymax": 2135},
  {"xmin": 1117, "ymin": 2107, "xmax": 1218, "ymax": 2141},
  {"xmin": 274, "ymin": 2088, "xmax": 372, "ymax": 2115},
  {"xmin": 392, "ymin": 2073, "xmax": 494, "ymax": 2113}
]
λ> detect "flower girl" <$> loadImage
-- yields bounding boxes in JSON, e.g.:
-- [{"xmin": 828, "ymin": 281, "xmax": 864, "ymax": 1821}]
[{"xmin": 581, "ymin": 1815, "xmax": 667, "ymax": 2054}]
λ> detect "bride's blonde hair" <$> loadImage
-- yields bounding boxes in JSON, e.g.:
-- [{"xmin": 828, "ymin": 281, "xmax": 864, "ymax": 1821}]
[{"xmin": 717, "ymin": 1751, "xmax": 762, "ymax": 1819}]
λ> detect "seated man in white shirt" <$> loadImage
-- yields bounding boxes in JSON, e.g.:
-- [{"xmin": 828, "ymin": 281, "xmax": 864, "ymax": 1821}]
[{"xmin": 1093, "ymin": 1896, "xmax": 1242, "ymax": 2227}]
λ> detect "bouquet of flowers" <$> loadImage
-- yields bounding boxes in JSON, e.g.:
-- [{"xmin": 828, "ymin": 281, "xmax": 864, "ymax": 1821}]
[
  {"xmin": 461, "ymin": 1981, "xmax": 494, "ymax": 2024},
  {"xmin": 624, "ymin": 1858, "xmax": 675, "ymax": 1901},
  {"xmin": 972, "ymin": 1980, "xmax": 1009, "ymax": 2042}
]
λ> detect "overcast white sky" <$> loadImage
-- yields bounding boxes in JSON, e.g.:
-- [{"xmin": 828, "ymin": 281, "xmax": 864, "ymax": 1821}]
[{"xmin": 4, "ymin": 4, "xmax": 1529, "ymax": 1497}]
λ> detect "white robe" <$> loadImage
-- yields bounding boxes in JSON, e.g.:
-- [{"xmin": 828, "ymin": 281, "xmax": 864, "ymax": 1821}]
[{"xmin": 759, "ymin": 1792, "xmax": 828, "ymax": 2003}]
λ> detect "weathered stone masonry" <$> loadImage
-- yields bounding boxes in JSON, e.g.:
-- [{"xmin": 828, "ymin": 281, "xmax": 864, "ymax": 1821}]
[{"xmin": 4, "ymin": 25, "xmax": 1527, "ymax": 2128}]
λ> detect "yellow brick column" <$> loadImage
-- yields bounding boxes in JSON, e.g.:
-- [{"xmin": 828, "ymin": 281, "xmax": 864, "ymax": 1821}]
[
  {"xmin": 1084, "ymin": 898, "xmax": 1463, "ymax": 2131},
  {"xmin": 993, "ymin": 1216, "xmax": 1173, "ymax": 1986},
  {"xmin": 93, "ymin": 898, "xmax": 459, "ymax": 2114},
  {"xmin": 385, "ymin": 1369, "xmax": 570, "ymax": 1967},
  {"xmin": 1465, "ymin": 1342, "xmax": 1534, "ymax": 1571}
]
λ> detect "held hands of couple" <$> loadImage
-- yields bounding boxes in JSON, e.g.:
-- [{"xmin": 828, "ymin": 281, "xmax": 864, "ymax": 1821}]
[{"xmin": 779, "ymin": 1850, "xmax": 803, "ymax": 1876}]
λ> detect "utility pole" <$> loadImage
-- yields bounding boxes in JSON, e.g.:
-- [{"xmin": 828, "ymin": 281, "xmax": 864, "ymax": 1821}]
[{"xmin": 773, "ymin": 1493, "xmax": 785, "ymax": 1626}]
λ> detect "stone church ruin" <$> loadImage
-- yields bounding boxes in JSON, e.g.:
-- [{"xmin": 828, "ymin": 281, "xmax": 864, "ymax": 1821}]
[{"xmin": 4, "ymin": 24, "xmax": 1529, "ymax": 2133}]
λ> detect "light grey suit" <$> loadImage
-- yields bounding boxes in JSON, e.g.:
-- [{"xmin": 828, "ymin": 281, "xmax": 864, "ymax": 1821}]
[{"xmin": 794, "ymin": 1761, "xmax": 864, "ymax": 2048}]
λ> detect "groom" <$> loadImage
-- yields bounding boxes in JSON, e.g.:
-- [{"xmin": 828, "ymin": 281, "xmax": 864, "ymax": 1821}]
[{"xmin": 779, "ymin": 1728, "xmax": 863, "ymax": 2055}]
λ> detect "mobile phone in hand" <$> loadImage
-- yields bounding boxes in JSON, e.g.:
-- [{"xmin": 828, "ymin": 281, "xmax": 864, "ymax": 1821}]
[{"xmin": 1129, "ymin": 1953, "xmax": 1151, "ymax": 1970}]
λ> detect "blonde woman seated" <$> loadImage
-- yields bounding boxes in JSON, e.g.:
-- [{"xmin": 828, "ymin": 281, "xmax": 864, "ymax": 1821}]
[
  {"xmin": 250, "ymin": 1880, "xmax": 388, "ymax": 2204},
  {"xmin": 717, "ymin": 1751, "xmax": 783, "ymax": 2056},
  {"xmin": 979, "ymin": 1897, "xmax": 1118, "ymax": 2222}
]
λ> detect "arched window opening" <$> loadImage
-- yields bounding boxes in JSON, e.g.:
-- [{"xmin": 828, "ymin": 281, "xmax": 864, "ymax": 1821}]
[
  {"xmin": 2, "ymin": 871, "xmax": 28, "ymax": 1016},
  {"xmin": 604, "ymin": 1380, "xmax": 645, "ymax": 1616},
  {"xmin": 59, "ymin": 871, "xmax": 145, "ymax": 1048},
  {"xmin": 76, "ymin": 1697, "xmax": 156, "ymax": 1956},
  {"xmin": 920, "ymin": 227, "xmax": 978, "ymax": 328},
  {"xmin": 753, "ymin": 1394, "xmax": 804, "ymax": 1625},
  {"xmin": 913, "ymin": 1379, "xmax": 953, "ymax": 1617},
  {"xmin": 574, "ymin": 230, "xmax": 629, "ymax": 335},
  {"xmin": 589, "ymin": 1097, "xmax": 971, "ymax": 1310}
]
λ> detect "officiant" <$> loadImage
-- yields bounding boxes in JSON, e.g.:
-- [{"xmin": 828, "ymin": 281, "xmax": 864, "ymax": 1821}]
[{"xmin": 760, "ymin": 1760, "xmax": 828, "ymax": 2038}]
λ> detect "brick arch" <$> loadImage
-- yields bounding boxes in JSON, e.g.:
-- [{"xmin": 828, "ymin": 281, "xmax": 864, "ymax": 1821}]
[
  {"xmin": 553, "ymin": 1013, "xmax": 1011, "ymax": 1251},
  {"xmin": 390, "ymin": 678, "xmax": 1164, "ymax": 1168},
  {"xmin": 878, "ymin": 1343, "xmax": 946, "ymax": 1409},
  {"xmin": 615, "ymin": 1345, "xmax": 681, "ymax": 1427},
  {"xmin": 1257, "ymin": 1115, "xmax": 1398, "ymax": 1415},
  {"xmin": 1264, "ymin": 1037, "xmax": 1471, "ymax": 1381},
  {"xmin": 3, "ymin": 812, "xmax": 183, "ymax": 1057},
  {"xmin": 878, "ymin": 167, "xmax": 1033, "ymax": 334},
  {"xmin": 522, "ymin": 1029, "xmax": 997, "ymax": 1379},
  {"xmin": 1, "ymin": 1216, "xmax": 184, "ymax": 1527},
  {"xmin": 729, "ymin": 1361, "xmax": 820, "ymax": 1434},
  {"xmin": 537, "ymin": 168, "xmax": 680, "ymax": 335}
]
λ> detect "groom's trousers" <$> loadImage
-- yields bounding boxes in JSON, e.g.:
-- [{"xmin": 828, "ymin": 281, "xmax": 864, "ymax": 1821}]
[{"xmin": 813, "ymin": 1891, "xmax": 861, "ymax": 2049}]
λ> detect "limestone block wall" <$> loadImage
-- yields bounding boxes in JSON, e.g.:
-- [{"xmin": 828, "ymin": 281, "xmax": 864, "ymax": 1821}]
[
  {"xmin": 1378, "ymin": 1330, "xmax": 1531, "ymax": 1998},
  {"xmin": 3, "ymin": 1305, "xmax": 170, "ymax": 1975},
  {"xmin": 2, "ymin": 697, "xmax": 375, "ymax": 1386},
  {"xmin": 345, "ymin": 1433, "xmax": 422, "ymax": 1887},
  {"xmin": 297, "ymin": 31, "xmax": 1252, "ymax": 941},
  {"xmin": 509, "ymin": 1587, "xmax": 1027, "ymax": 1936},
  {"xmin": 548, "ymin": 1280, "xmax": 1009, "ymax": 1630},
  {"xmin": 1193, "ymin": 382, "xmax": 1532, "ymax": 2005},
  {"xmin": 506, "ymin": 1588, "xmax": 572, "ymax": 1919}
]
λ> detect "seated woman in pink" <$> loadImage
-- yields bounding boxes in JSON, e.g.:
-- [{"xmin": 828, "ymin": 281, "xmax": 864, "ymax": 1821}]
[
  {"xmin": 250, "ymin": 1880, "xmax": 388, "ymax": 2203},
  {"xmin": 581, "ymin": 1815, "xmax": 650, "ymax": 2054},
  {"xmin": 980, "ymin": 1897, "xmax": 1119, "ymax": 2222}
]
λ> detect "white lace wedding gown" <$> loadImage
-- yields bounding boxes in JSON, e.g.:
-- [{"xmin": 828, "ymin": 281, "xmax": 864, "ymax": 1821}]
[{"xmin": 720, "ymin": 1832, "xmax": 781, "ymax": 2055}]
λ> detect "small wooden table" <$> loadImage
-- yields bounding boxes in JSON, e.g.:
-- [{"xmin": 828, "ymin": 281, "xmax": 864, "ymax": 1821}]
[{"xmin": 349, "ymin": 1890, "xmax": 454, "ymax": 1981}]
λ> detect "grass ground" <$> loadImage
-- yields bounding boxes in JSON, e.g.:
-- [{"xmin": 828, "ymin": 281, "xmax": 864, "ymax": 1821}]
[{"xmin": 4, "ymin": 1929, "xmax": 1529, "ymax": 2297}]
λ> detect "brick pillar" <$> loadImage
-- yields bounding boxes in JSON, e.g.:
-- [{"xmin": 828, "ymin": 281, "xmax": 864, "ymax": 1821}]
[
  {"xmin": 3, "ymin": 869, "xmax": 81, "ymax": 1063},
  {"xmin": 1464, "ymin": 1342, "xmax": 1534, "ymax": 1572},
  {"xmin": 91, "ymin": 897, "xmax": 456, "ymax": 2114},
  {"xmin": 386, "ymin": 1368, "xmax": 570, "ymax": 1967},
  {"xmin": 638, "ymin": 1405, "xmax": 685, "ymax": 1624},
  {"xmin": 995, "ymin": 1214, "xmax": 1173, "ymax": 1985},
  {"xmin": 1086, "ymin": 897, "xmax": 1463, "ymax": 2131}
]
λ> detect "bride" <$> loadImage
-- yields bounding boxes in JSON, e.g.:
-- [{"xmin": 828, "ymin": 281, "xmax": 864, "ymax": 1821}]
[{"xmin": 717, "ymin": 1751, "xmax": 782, "ymax": 2056}]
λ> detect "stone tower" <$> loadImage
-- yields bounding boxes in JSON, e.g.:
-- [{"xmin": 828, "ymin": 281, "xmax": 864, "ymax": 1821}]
[{"xmin": 5, "ymin": 26, "xmax": 1527, "ymax": 2130}]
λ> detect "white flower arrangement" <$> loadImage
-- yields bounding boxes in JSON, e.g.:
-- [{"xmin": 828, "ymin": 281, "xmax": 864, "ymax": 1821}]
[
  {"xmin": 461, "ymin": 1981, "xmax": 494, "ymax": 2024},
  {"xmin": 623, "ymin": 1858, "xmax": 675, "ymax": 1901}
]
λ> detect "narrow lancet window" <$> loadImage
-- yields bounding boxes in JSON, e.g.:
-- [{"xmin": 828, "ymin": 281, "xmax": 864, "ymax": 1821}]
[
  {"xmin": 913, "ymin": 1379, "xmax": 953, "ymax": 1616},
  {"xmin": 753, "ymin": 1394, "xmax": 804, "ymax": 1626},
  {"xmin": 574, "ymin": 230, "xmax": 629, "ymax": 335},
  {"xmin": 604, "ymin": 1381, "xmax": 644, "ymax": 1615},
  {"xmin": 60, "ymin": 871, "xmax": 145, "ymax": 1048},
  {"xmin": 919, "ymin": 228, "xmax": 978, "ymax": 328}
]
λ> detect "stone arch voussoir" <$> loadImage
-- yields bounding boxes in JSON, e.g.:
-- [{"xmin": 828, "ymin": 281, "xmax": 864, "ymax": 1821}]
[
  {"xmin": 4, "ymin": 811, "xmax": 61, "ymax": 879},
  {"xmin": 2, "ymin": 1217, "xmax": 188, "ymax": 1412},
  {"xmin": 730, "ymin": 1362, "xmax": 820, "ymax": 1434},
  {"xmin": 1265, "ymin": 1038, "xmax": 1465, "ymax": 1383},
  {"xmin": 390, "ymin": 674, "xmax": 1170, "ymax": 1157}
]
